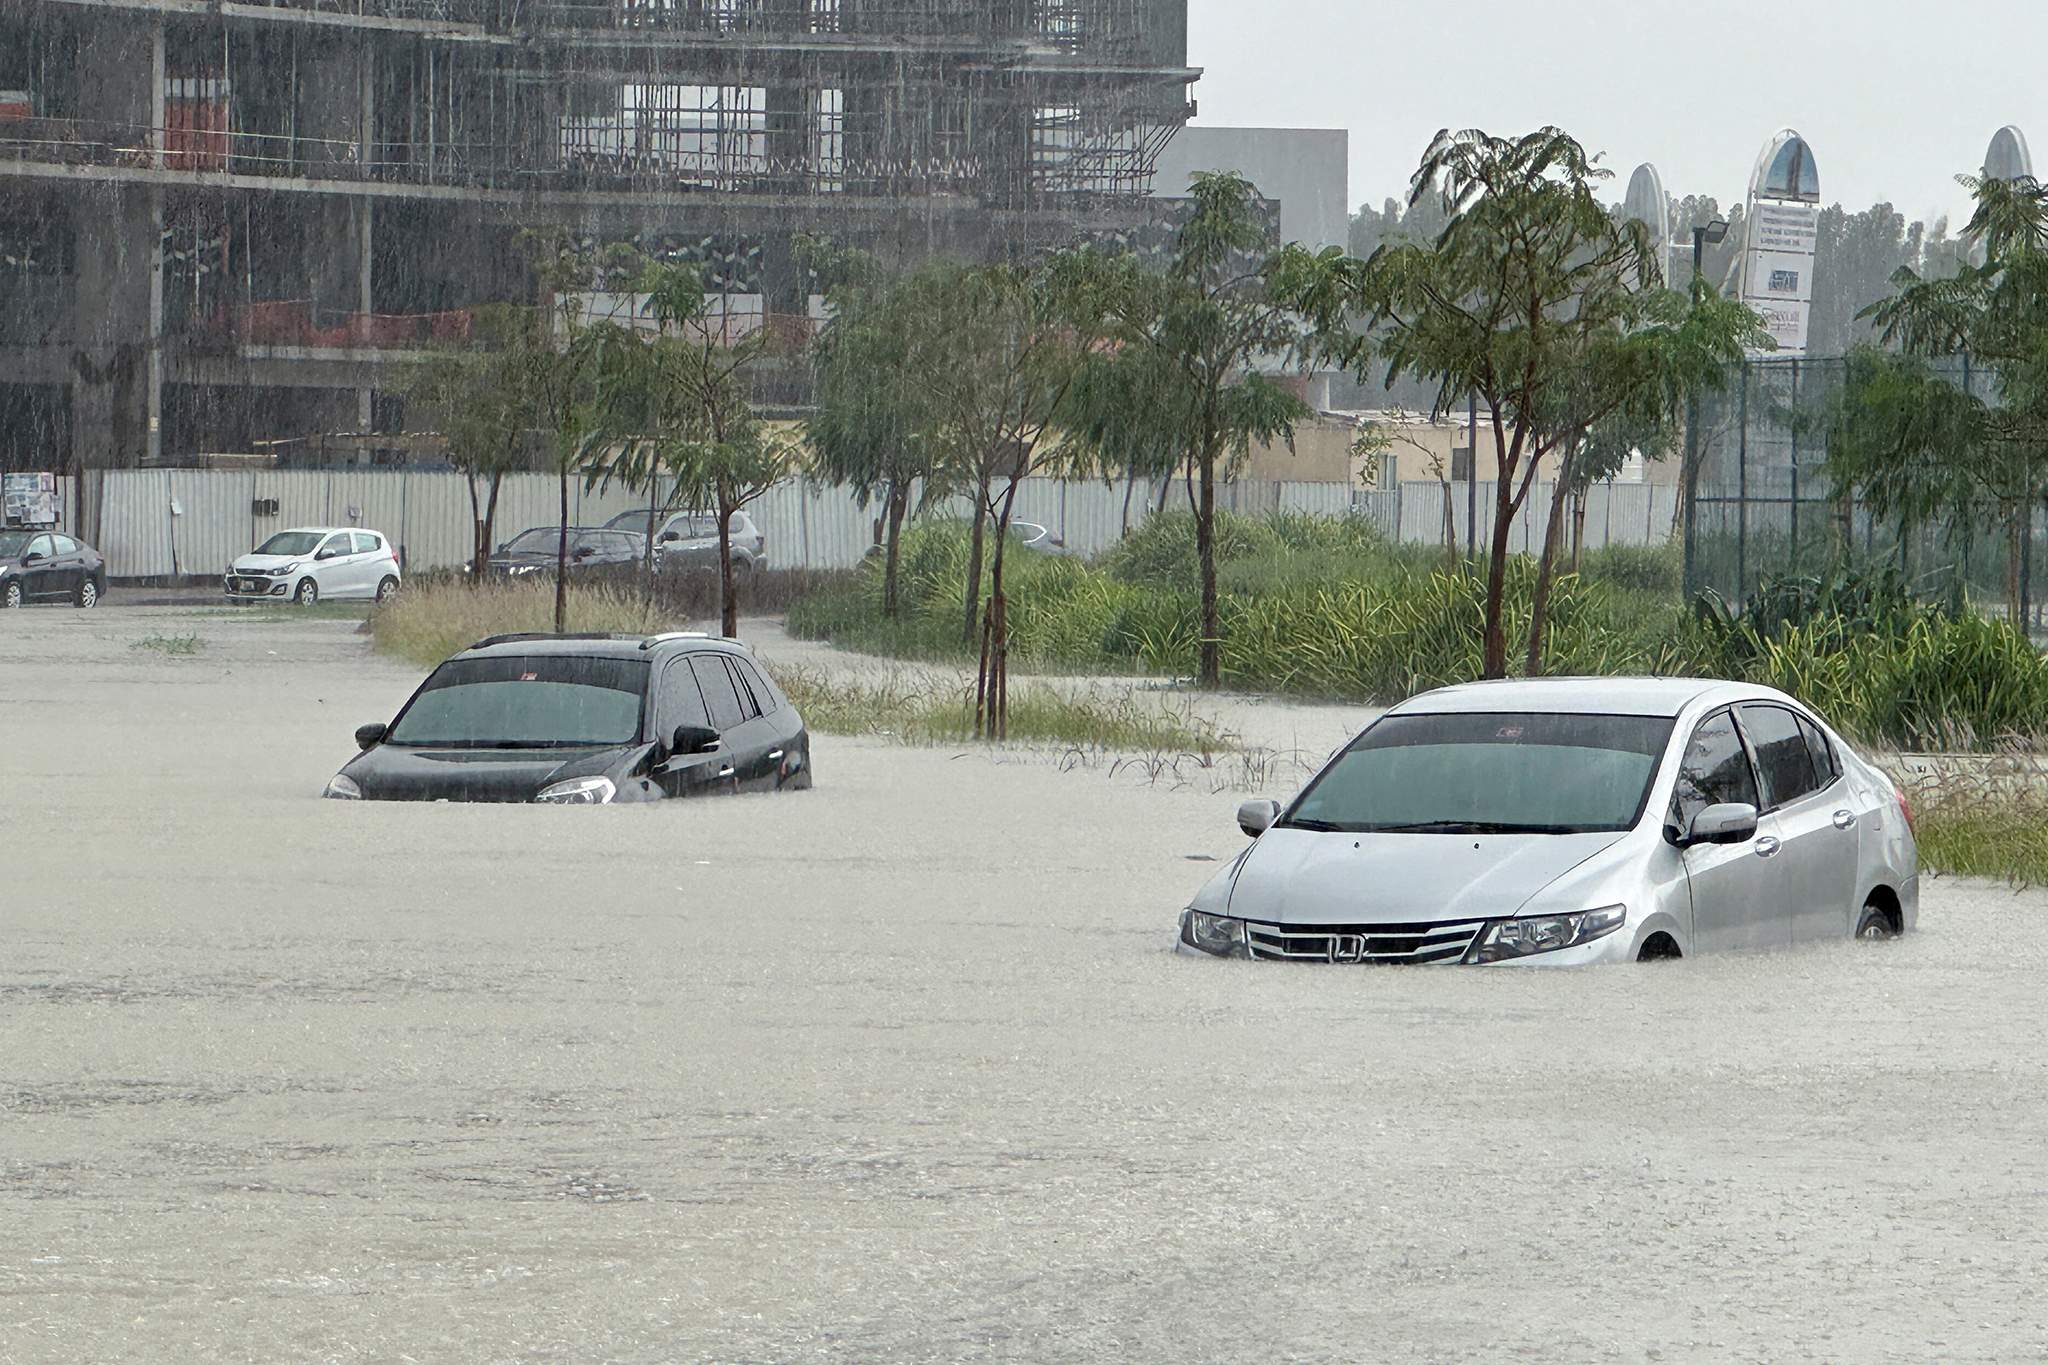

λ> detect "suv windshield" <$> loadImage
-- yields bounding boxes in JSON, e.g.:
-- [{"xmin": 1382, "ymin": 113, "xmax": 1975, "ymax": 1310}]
[
  {"xmin": 387, "ymin": 656, "xmax": 649, "ymax": 748},
  {"xmin": 256, "ymin": 531, "xmax": 324, "ymax": 556},
  {"xmin": 504, "ymin": 528, "xmax": 572, "ymax": 555},
  {"xmin": 1282, "ymin": 711, "xmax": 1676, "ymax": 835}
]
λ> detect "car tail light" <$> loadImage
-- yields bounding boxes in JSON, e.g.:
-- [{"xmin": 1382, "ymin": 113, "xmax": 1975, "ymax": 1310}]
[{"xmin": 1893, "ymin": 784, "xmax": 1915, "ymax": 834}]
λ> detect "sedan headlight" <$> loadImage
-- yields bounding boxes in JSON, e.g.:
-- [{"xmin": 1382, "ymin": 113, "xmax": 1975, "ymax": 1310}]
[
  {"xmin": 323, "ymin": 773, "xmax": 362, "ymax": 800},
  {"xmin": 535, "ymin": 776, "xmax": 616, "ymax": 805},
  {"xmin": 1468, "ymin": 905, "xmax": 1627, "ymax": 963},
  {"xmin": 1180, "ymin": 909, "xmax": 1248, "ymax": 958},
  {"xmin": 279, "ymin": 562, "xmax": 300, "ymax": 575}
]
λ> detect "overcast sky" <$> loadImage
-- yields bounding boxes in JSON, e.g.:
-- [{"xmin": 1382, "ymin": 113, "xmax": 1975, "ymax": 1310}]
[{"xmin": 1184, "ymin": 0, "xmax": 2040, "ymax": 229}]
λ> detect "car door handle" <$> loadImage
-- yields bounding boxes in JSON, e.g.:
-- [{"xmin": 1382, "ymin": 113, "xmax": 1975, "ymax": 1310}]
[
  {"xmin": 767, "ymin": 749, "xmax": 784, "ymax": 761},
  {"xmin": 1832, "ymin": 809, "xmax": 1856, "ymax": 830},
  {"xmin": 1754, "ymin": 836, "xmax": 1781, "ymax": 859},
  {"xmin": 717, "ymin": 765, "xmax": 735, "ymax": 779}
]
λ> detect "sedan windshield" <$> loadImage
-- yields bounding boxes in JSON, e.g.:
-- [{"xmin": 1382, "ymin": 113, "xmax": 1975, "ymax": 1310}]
[
  {"xmin": 0, "ymin": 531, "xmax": 32, "ymax": 557},
  {"xmin": 387, "ymin": 656, "xmax": 648, "ymax": 747},
  {"xmin": 1282, "ymin": 711, "xmax": 1676, "ymax": 835},
  {"xmin": 256, "ymin": 531, "xmax": 323, "ymax": 556}
]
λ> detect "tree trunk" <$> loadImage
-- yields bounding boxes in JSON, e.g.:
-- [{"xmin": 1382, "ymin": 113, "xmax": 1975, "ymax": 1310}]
[
  {"xmin": 1525, "ymin": 474, "xmax": 1575, "ymax": 676},
  {"xmin": 717, "ymin": 500, "xmax": 738, "ymax": 638},
  {"xmin": 465, "ymin": 471, "xmax": 484, "ymax": 584},
  {"xmin": 1197, "ymin": 443, "xmax": 1221, "ymax": 688},
  {"xmin": 479, "ymin": 469, "xmax": 504, "ymax": 581},
  {"xmin": 976, "ymin": 482, "xmax": 1022, "ymax": 738},
  {"xmin": 881, "ymin": 480, "xmax": 909, "ymax": 617},
  {"xmin": 1155, "ymin": 465, "xmax": 1175, "ymax": 514},
  {"xmin": 643, "ymin": 470, "xmax": 660, "ymax": 609},
  {"xmin": 1480, "ymin": 478, "xmax": 1516, "ymax": 679},
  {"xmin": 1120, "ymin": 470, "xmax": 1137, "ymax": 536},
  {"xmin": 962, "ymin": 478, "xmax": 990, "ymax": 644},
  {"xmin": 1569, "ymin": 488, "xmax": 1588, "ymax": 574},
  {"xmin": 1440, "ymin": 474, "xmax": 1457, "ymax": 572},
  {"xmin": 553, "ymin": 468, "xmax": 570, "ymax": 633},
  {"xmin": 2009, "ymin": 503, "xmax": 2023, "ymax": 629}
]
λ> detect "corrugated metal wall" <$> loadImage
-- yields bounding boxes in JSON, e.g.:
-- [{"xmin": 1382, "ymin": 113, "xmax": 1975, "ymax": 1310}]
[{"xmin": 81, "ymin": 470, "xmax": 1680, "ymax": 580}]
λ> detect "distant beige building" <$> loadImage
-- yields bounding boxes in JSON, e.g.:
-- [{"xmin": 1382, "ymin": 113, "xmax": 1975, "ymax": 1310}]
[{"xmin": 1236, "ymin": 411, "xmax": 1671, "ymax": 491}]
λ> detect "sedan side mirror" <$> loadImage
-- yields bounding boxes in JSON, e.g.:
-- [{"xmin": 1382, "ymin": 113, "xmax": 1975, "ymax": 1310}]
[
  {"xmin": 672, "ymin": 724, "xmax": 721, "ymax": 754},
  {"xmin": 355, "ymin": 722, "xmax": 388, "ymax": 750},
  {"xmin": 660, "ymin": 530, "xmax": 682, "ymax": 543},
  {"xmin": 1237, "ymin": 798, "xmax": 1280, "ymax": 837},
  {"xmin": 21, "ymin": 550, "xmax": 43, "ymax": 564},
  {"xmin": 1686, "ymin": 802, "xmax": 1758, "ymax": 846}
]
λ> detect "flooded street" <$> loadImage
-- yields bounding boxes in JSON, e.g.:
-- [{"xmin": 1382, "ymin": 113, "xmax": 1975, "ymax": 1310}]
[{"xmin": 3, "ymin": 607, "xmax": 2046, "ymax": 1362}]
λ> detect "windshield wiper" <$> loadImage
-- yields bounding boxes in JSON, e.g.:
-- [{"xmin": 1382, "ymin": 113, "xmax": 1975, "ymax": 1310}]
[{"xmin": 1277, "ymin": 817, "xmax": 1346, "ymax": 832}]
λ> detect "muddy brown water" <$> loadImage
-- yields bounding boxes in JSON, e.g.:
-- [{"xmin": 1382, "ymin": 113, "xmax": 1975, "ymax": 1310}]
[{"xmin": 2, "ymin": 606, "xmax": 2044, "ymax": 1362}]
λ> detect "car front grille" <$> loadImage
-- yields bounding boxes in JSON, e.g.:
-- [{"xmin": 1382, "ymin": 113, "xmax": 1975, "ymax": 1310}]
[{"xmin": 1243, "ymin": 919, "xmax": 1488, "ymax": 965}]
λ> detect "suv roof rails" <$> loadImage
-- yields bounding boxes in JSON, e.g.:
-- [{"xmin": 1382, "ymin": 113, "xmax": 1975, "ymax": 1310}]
[
  {"xmin": 466, "ymin": 631, "xmax": 633, "ymax": 650},
  {"xmin": 637, "ymin": 631, "xmax": 713, "ymax": 650}
]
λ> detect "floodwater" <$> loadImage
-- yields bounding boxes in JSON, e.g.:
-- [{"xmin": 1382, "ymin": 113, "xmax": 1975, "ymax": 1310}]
[{"xmin": 3, "ymin": 606, "xmax": 2045, "ymax": 1363}]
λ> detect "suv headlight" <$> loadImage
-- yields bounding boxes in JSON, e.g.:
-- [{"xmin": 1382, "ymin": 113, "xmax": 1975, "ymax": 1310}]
[
  {"xmin": 1180, "ymin": 909, "xmax": 1248, "ymax": 958},
  {"xmin": 323, "ymin": 773, "xmax": 362, "ymax": 800},
  {"xmin": 1468, "ymin": 905, "xmax": 1627, "ymax": 963},
  {"xmin": 535, "ymin": 776, "xmax": 616, "ymax": 805}
]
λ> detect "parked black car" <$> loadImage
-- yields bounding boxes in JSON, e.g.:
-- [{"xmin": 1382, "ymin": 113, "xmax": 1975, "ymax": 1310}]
[
  {"xmin": 484, "ymin": 527, "xmax": 647, "ymax": 579},
  {"xmin": 323, "ymin": 631, "xmax": 812, "ymax": 803},
  {"xmin": 0, "ymin": 530, "xmax": 106, "ymax": 608}
]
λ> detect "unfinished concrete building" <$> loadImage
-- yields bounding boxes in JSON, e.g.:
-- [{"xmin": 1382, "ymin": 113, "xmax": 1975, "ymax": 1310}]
[{"xmin": 0, "ymin": 0, "xmax": 1197, "ymax": 474}]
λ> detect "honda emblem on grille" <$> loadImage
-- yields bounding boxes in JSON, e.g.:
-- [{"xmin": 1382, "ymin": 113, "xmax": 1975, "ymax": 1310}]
[{"xmin": 1327, "ymin": 934, "xmax": 1366, "ymax": 964}]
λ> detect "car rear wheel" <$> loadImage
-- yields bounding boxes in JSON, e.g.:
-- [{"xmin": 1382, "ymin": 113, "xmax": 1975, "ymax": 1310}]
[
  {"xmin": 2, "ymin": 580, "xmax": 21, "ymax": 608},
  {"xmin": 75, "ymin": 577, "xmax": 99, "ymax": 608},
  {"xmin": 1855, "ymin": 899, "xmax": 1899, "ymax": 940},
  {"xmin": 375, "ymin": 575, "xmax": 400, "ymax": 603},
  {"xmin": 294, "ymin": 577, "xmax": 319, "ymax": 606}
]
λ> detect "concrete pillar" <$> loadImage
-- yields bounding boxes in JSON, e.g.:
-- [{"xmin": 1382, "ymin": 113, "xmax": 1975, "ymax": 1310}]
[{"xmin": 67, "ymin": 15, "xmax": 162, "ymax": 468}]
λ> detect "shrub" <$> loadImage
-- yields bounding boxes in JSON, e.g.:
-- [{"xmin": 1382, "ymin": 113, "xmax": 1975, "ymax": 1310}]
[{"xmin": 370, "ymin": 577, "xmax": 675, "ymax": 667}]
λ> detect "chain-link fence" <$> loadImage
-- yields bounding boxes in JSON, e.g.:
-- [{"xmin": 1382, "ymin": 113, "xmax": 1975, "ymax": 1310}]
[{"xmin": 1684, "ymin": 354, "xmax": 2047, "ymax": 629}]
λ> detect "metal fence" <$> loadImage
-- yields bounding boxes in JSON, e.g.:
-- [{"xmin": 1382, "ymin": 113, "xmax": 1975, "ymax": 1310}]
[
  {"xmin": 63, "ymin": 469, "xmax": 1680, "ymax": 582},
  {"xmin": 1685, "ymin": 354, "xmax": 2044, "ymax": 621}
]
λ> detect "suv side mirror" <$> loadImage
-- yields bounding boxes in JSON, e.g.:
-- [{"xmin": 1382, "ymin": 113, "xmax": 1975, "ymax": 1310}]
[
  {"xmin": 1686, "ymin": 802, "xmax": 1758, "ymax": 846},
  {"xmin": 1237, "ymin": 798, "xmax": 1280, "ymax": 837},
  {"xmin": 672, "ymin": 724, "xmax": 720, "ymax": 754},
  {"xmin": 355, "ymin": 722, "xmax": 388, "ymax": 750}
]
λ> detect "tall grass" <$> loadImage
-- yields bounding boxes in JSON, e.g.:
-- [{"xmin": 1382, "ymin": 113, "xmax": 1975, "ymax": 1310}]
[{"xmin": 370, "ymin": 577, "xmax": 676, "ymax": 667}]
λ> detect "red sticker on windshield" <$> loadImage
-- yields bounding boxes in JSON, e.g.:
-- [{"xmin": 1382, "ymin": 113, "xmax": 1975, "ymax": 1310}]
[
  {"xmin": 519, "ymin": 672, "xmax": 538, "ymax": 681},
  {"xmin": 1496, "ymin": 725, "xmax": 1523, "ymax": 738}
]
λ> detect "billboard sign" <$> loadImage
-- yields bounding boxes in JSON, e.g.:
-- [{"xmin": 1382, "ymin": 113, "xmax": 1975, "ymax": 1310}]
[{"xmin": 1740, "ymin": 129, "xmax": 1821, "ymax": 356}]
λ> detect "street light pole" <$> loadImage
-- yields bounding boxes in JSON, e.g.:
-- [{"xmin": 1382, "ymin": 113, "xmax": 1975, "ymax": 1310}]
[{"xmin": 1682, "ymin": 219, "xmax": 1730, "ymax": 597}]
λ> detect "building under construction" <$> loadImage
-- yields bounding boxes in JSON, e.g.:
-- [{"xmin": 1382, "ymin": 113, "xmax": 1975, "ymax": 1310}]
[{"xmin": 0, "ymin": 0, "xmax": 1197, "ymax": 473}]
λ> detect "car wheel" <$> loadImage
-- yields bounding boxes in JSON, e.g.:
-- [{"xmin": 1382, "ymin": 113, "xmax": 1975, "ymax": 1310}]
[
  {"xmin": 1, "ymin": 580, "xmax": 21, "ymax": 609},
  {"xmin": 1855, "ymin": 899, "xmax": 1899, "ymax": 940},
  {"xmin": 75, "ymin": 577, "xmax": 99, "ymax": 609},
  {"xmin": 375, "ymin": 575, "xmax": 400, "ymax": 604},
  {"xmin": 294, "ymin": 577, "xmax": 319, "ymax": 606}
]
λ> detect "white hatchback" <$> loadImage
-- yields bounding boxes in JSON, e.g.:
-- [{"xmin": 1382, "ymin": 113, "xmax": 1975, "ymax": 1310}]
[{"xmin": 225, "ymin": 527, "xmax": 402, "ymax": 605}]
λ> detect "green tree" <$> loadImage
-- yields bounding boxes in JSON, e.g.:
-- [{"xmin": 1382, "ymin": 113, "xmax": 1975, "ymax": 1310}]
[
  {"xmin": 1061, "ymin": 172, "xmax": 1315, "ymax": 688},
  {"xmin": 1290, "ymin": 128, "xmax": 1765, "ymax": 678},
  {"xmin": 579, "ymin": 260, "xmax": 799, "ymax": 639},
  {"xmin": 399, "ymin": 304, "xmax": 537, "ymax": 578},
  {"xmin": 805, "ymin": 250, "xmax": 954, "ymax": 618}
]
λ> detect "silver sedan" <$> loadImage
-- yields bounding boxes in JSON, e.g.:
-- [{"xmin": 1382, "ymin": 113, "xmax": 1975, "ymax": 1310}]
[{"xmin": 1178, "ymin": 678, "xmax": 1919, "ymax": 965}]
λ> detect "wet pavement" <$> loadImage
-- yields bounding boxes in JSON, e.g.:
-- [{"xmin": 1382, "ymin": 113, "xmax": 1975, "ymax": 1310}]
[{"xmin": 3, "ymin": 606, "xmax": 2045, "ymax": 1362}]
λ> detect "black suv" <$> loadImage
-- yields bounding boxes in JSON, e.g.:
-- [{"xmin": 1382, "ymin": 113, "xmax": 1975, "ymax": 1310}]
[{"xmin": 324, "ymin": 632, "xmax": 812, "ymax": 803}]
